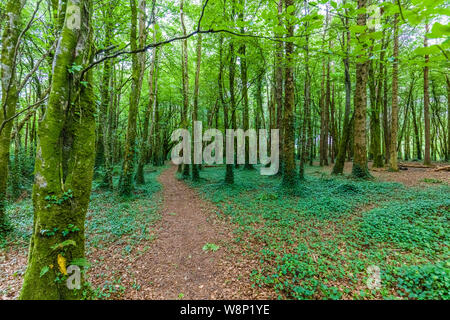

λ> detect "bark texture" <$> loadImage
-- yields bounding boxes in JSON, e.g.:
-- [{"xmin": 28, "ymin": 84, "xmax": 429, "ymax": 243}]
[{"xmin": 20, "ymin": 0, "xmax": 95, "ymax": 299}]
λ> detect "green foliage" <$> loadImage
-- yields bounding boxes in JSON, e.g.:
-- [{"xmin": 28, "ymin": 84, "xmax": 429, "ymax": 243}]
[
  {"xmin": 86, "ymin": 167, "xmax": 162, "ymax": 252},
  {"xmin": 50, "ymin": 239, "xmax": 77, "ymax": 251},
  {"xmin": 44, "ymin": 190, "xmax": 74, "ymax": 208},
  {"xmin": 202, "ymin": 243, "xmax": 220, "ymax": 252},
  {"xmin": 7, "ymin": 148, "xmax": 34, "ymax": 199},
  {"xmin": 360, "ymin": 188, "xmax": 449, "ymax": 254},
  {"xmin": 422, "ymin": 178, "xmax": 443, "ymax": 184},
  {"xmin": 62, "ymin": 224, "xmax": 81, "ymax": 237},
  {"xmin": 192, "ymin": 165, "xmax": 450, "ymax": 299},
  {"xmin": 68, "ymin": 63, "xmax": 83, "ymax": 74},
  {"xmin": 70, "ymin": 258, "xmax": 91, "ymax": 268},
  {"xmin": 40, "ymin": 266, "xmax": 50, "ymax": 278},
  {"xmin": 387, "ymin": 262, "xmax": 450, "ymax": 299},
  {"xmin": 0, "ymin": 200, "xmax": 33, "ymax": 248}
]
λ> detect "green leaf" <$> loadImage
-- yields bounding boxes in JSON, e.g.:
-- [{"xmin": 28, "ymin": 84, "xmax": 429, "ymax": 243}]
[
  {"xmin": 70, "ymin": 258, "xmax": 91, "ymax": 268},
  {"xmin": 427, "ymin": 22, "xmax": 450, "ymax": 39},
  {"xmin": 40, "ymin": 266, "xmax": 49, "ymax": 277},
  {"xmin": 51, "ymin": 239, "xmax": 77, "ymax": 251},
  {"xmin": 350, "ymin": 25, "xmax": 366, "ymax": 34},
  {"xmin": 202, "ymin": 243, "xmax": 220, "ymax": 252}
]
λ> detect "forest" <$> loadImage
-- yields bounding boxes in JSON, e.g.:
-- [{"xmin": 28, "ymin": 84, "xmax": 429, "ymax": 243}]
[{"xmin": 0, "ymin": 0, "xmax": 449, "ymax": 301}]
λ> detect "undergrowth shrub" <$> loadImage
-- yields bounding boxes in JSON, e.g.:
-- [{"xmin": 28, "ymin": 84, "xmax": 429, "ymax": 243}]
[{"xmin": 193, "ymin": 165, "xmax": 450, "ymax": 300}]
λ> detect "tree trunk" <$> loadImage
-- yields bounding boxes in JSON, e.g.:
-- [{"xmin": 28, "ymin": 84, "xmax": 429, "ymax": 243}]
[
  {"xmin": 423, "ymin": 23, "xmax": 431, "ymax": 165},
  {"xmin": 275, "ymin": 0, "xmax": 284, "ymax": 174},
  {"xmin": 389, "ymin": 13, "xmax": 399, "ymax": 171},
  {"xmin": 239, "ymin": 2, "xmax": 253, "ymax": 170},
  {"xmin": 351, "ymin": 0, "xmax": 371, "ymax": 179},
  {"xmin": 373, "ymin": 28, "xmax": 387, "ymax": 167},
  {"xmin": 20, "ymin": 0, "xmax": 95, "ymax": 299},
  {"xmin": 383, "ymin": 55, "xmax": 390, "ymax": 164},
  {"xmin": 282, "ymin": 0, "xmax": 296, "ymax": 187},
  {"xmin": 299, "ymin": 0, "xmax": 311, "ymax": 179},
  {"xmin": 333, "ymin": 13, "xmax": 351, "ymax": 175},
  {"xmin": 320, "ymin": 9, "xmax": 329, "ymax": 167},
  {"xmin": 192, "ymin": 33, "xmax": 202, "ymax": 181},
  {"xmin": 136, "ymin": 14, "xmax": 158, "ymax": 185},
  {"xmin": 0, "ymin": 0, "xmax": 23, "ymax": 231},
  {"xmin": 218, "ymin": 34, "xmax": 233, "ymax": 184},
  {"xmin": 446, "ymin": 75, "xmax": 450, "ymax": 161},
  {"xmin": 98, "ymin": 4, "xmax": 114, "ymax": 189},
  {"xmin": 180, "ymin": 0, "xmax": 190, "ymax": 178},
  {"xmin": 119, "ymin": 0, "xmax": 145, "ymax": 195}
]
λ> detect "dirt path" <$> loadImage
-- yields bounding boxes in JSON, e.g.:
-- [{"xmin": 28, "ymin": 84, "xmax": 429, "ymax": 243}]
[{"xmin": 124, "ymin": 164, "xmax": 268, "ymax": 299}]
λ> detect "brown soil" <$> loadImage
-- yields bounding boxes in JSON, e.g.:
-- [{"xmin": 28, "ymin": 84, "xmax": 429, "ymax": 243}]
[
  {"xmin": 88, "ymin": 164, "xmax": 271, "ymax": 300},
  {"xmin": 0, "ymin": 248, "xmax": 27, "ymax": 299}
]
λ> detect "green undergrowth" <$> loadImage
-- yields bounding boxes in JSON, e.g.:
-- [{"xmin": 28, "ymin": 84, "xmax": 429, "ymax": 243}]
[
  {"xmin": 1, "ymin": 166, "xmax": 163, "ymax": 255},
  {"xmin": 189, "ymin": 165, "xmax": 449, "ymax": 300},
  {"xmin": 86, "ymin": 166, "xmax": 163, "ymax": 253}
]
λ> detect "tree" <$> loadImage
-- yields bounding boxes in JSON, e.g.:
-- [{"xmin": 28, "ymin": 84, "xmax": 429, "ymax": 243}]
[
  {"xmin": 180, "ymin": 0, "xmax": 190, "ymax": 178},
  {"xmin": 423, "ymin": 23, "xmax": 431, "ymax": 165},
  {"xmin": 389, "ymin": 13, "xmax": 399, "ymax": 172},
  {"xmin": 0, "ymin": 0, "xmax": 23, "ymax": 231},
  {"xmin": 319, "ymin": 6, "xmax": 329, "ymax": 167},
  {"xmin": 192, "ymin": 33, "xmax": 202, "ymax": 181},
  {"xmin": 275, "ymin": 0, "xmax": 284, "ymax": 175},
  {"xmin": 282, "ymin": 0, "xmax": 296, "ymax": 187},
  {"xmin": 332, "ymin": 4, "xmax": 351, "ymax": 175},
  {"xmin": 136, "ymin": 2, "xmax": 158, "ymax": 185},
  {"xmin": 118, "ymin": 0, "xmax": 146, "ymax": 195},
  {"xmin": 299, "ymin": 0, "xmax": 311, "ymax": 179},
  {"xmin": 239, "ymin": 0, "xmax": 253, "ymax": 170},
  {"xmin": 98, "ymin": 3, "xmax": 115, "ymax": 189},
  {"xmin": 351, "ymin": 0, "xmax": 371, "ymax": 179},
  {"xmin": 20, "ymin": 0, "xmax": 95, "ymax": 299}
]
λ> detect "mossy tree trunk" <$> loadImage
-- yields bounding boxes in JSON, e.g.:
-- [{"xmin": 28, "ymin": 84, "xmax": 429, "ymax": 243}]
[
  {"xmin": 411, "ymin": 97, "xmax": 421, "ymax": 159},
  {"xmin": 423, "ymin": 23, "xmax": 431, "ymax": 166},
  {"xmin": 118, "ymin": 0, "xmax": 145, "ymax": 195},
  {"xmin": 0, "ymin": 0, "xmax": 23, "ymax": 231},
  {"xmin": 368, "ymin": 27, "xmax": 383, "ymax": 169},
  {"xmin": 372, "ymin": 28, "xmax": 387, "ymax": 168},
  {"xmin": 446, "ymin": 75, "xmax": 450, "ymax": 161},
  {"xmin": 192, "ymin": 33, "xmax": 202, "ymax": 181},
  {"xmin": 180, "ymin": 0, "xmax": 190, "ymax": 178},
  {"xmin": 98, "ymin": 3, "xmax": 114, "ymax": 189},
  {"xmin": 239, "ymin": 1, "xmax": 253, "ymax": 170},
  {"xmin": 282, "ymin": 0, "xmax": 296, "ymax": 188},
  {"xmin": 351, "ymin": 0, "xmax": 371, "ymax": 179},
  {"xmin": 136, "ymin": 28, "xmax": 158, "ymax": 184},
  {"xmin": 389, "ymin": 13, "xmax": 399, "ymax": 171},
  {"xmin": 275, "ymin": 0, "xmax": 284, "ymax": 174},
  {"xmin": 218, "ymin": 34, "xmax": 233, "ymax": 184},
  {"xmin": 319, "ymin": 8, "xmax": 329, "ymax": 167},
  {"xmin": 382, "ymin": 56, "xmax": 390, "ymax": 164},
  {"xmin": 299, "ymin": 1, "xmax": 311, "ymax": 179},
  {"xmin": 20, "ymin": 0, "xmax": 95, "ymax": 299},
  {"xmin": 333, "ymin": 11, "xmax": 351, "ymax": 175},
  {"xmin": 226, "ymin": 1, "xmax": 237, "ymax": 182}
]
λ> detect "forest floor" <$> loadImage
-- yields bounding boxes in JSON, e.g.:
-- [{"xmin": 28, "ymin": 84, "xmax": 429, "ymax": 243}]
[
  {"xmin": 0, "ymin": 161, "xmax": 448, "ymax": 300},
  {"xmin": 0, "ymin": 164, "xmax": 273, "ymax": 300},
  {"xmin": 100, "ymin": 164, "xmax": 271, "ymax": 299},
  {"xmin": 315, "ymin": 160, "xmax": 450, "ymax": 187}
]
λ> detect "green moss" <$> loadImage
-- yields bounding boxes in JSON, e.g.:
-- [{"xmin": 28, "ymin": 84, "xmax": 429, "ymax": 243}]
[{"xmin": 351, "ymin": 163, "xmax": 373, "ymax": 179}]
